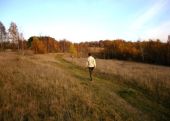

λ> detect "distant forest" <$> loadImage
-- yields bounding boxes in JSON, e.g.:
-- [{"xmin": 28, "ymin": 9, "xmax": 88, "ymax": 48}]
[{"xmin": 0, "ymin": 21, "xmax": 170, "ymax": 66}]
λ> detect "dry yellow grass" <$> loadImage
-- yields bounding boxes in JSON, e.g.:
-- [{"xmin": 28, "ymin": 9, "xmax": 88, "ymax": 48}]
[
  {"xmin": 0, "ymin": 52, "xmax": 96, "ymax": 121},
  {"xmin": 65, "ymin": 57, "xmax": 170, "ymax": 106},
  {"xmin": 0, "ymin": 52, "xmax": 169, "ymax": 121},
  {"xmin": 0, "ymin": 52, "xmax": 124, "ymax": 121}
]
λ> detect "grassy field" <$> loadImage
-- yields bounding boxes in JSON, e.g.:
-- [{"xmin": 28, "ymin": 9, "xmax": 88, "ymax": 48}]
[
  {"xmin": 65, "ymin": 56, "xmax": 170, "ymax": 106},
  {"xmin": 0, "ymin": 52, "xmax": 170, "ymax": 121}
]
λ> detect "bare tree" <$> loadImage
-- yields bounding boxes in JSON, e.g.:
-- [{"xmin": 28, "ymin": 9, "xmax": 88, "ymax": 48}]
[
  {"xmin": 0, "ymin": 21, "xmax": 6, "ymax": 51},
  {"xmin": 8, "ymin": 22, "xmax": 19, "ymax": 50}
]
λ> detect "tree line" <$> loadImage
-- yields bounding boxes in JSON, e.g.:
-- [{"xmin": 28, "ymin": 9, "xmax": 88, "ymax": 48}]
[
  {"xmin": 27, "ymin": 36, "xmax": 89, "ymax": 57},
  {"xmin": 27, "ymin": 38, "xmax": 170, "ymax": 66},
  {"xmin": 0, "ymin": 21, "xmax": 170, "ymax": 66},
  {"xmin": 94, "ymin": 40, "xmax": 170, "ymax": 66}
]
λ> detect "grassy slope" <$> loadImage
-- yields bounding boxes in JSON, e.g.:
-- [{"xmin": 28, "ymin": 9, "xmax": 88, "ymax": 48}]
[
  {"xmin": 59, "ymin": 56, "xmax": 170, "ymax": 121},
  {"xmin": 0, "ymin": 52, "xmax": 169, "ymax": 121}
]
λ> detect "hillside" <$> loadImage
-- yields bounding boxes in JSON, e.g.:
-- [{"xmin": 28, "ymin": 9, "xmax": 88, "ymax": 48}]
[{"xmin": 0, "ymin": 52, "xmax": 170, "ymax": 121}]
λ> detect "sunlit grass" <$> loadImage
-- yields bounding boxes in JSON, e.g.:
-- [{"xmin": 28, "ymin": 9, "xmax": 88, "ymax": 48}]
[{"xmin": 0, "ymin": 52, "xmax": 170, "ymax": 121}]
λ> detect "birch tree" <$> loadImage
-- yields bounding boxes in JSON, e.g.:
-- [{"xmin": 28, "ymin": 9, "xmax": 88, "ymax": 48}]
[{"xmin": 8, "ymin": 22, "xmax": 19, "ymax": 50}]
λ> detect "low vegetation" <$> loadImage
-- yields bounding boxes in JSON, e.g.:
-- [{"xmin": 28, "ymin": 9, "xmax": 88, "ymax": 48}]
[
  {"xmin": 65, "ymin": 57, "xmax": 170, "ymax": 108},
  {"xmin": 0, "ymin": 52, "xmax": 170, "ymax": 121}
]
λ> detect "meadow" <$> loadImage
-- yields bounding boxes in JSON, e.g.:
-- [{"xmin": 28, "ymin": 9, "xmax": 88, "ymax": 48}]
[
  {"xmin": 0, "ymin": 52, "xmax": 170, "ymax": 121},
  {"xmin": 65, "ymin": 56, "xmax": 170, "ymax": 106}
]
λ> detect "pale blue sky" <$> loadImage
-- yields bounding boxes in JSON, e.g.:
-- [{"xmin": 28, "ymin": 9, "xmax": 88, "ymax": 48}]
[{"xmin": 0, "ymin": 0, "xmax": 170, "ymax": 42}]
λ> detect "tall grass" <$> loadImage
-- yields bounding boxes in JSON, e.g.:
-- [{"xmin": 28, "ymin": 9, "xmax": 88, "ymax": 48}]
[
  {"xmin": 0, "ymin": 52, "xmax": 123, "ymax": 121},
  {"xmin": 1, "ymin": 52, "xmax": 169, "ymax": 121},
  {"xmin": 65, "ymin": 57, "xmax": 170, "ymax": 108}
]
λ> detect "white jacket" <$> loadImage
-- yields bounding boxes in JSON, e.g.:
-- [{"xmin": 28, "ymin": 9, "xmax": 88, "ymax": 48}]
[{"xmin": 87, "ymin": 56, "xmax": 96, "ymax": 68}]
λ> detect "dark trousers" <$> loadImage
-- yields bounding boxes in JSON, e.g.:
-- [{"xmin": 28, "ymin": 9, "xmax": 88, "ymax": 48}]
[{"xmin": 88, "ymin": 67, "xmax": 94, "ymax": 81}]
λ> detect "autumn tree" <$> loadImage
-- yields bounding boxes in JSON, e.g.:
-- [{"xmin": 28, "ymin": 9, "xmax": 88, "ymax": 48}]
[
  {"xmin": 31, "ymin": 37, "xmax": 39, "ymax": 53},
  {"xmin": 43, "ymin": 36, "xmax": 57, "ymax": 53},
  {"xmin": 28, "ymin": 36, "xmax": 60, "ymax": 54},
  {"xmin": 78, "ymin": 42, "xmax": 89, "ymax": 57},
  {"xmin": 59, "ymin": 39, "xmax": 71, "ymax": 53},
  {"xmin": 69, "ymin": 43, "xmax": 77, "ymax": 57},
  {"xmin": 31, "ymin": 37, "xmax": 46, "ymax": 54}
]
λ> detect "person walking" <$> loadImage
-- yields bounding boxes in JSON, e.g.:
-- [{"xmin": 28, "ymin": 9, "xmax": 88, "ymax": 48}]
[{"xmin": 87, "ymin": 53, "xmax": 96, "ymax": 81}]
